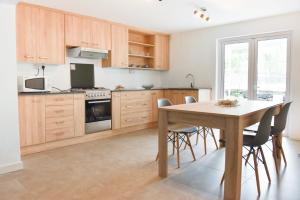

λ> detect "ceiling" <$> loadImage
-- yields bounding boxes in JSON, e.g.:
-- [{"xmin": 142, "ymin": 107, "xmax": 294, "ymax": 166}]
[{"xmin": 15, "ymin": 0, "xmax": 300, "ymax": 33}]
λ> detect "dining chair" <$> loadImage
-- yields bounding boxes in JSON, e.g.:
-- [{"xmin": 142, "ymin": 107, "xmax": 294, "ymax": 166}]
[
  {"xmin": 221, "ymin": 106, "xmax": 276, "ymax": 196},
  {"xmin": 155, "ymin": 98, "xmax": 197, "ymax": 168},
  {"xmin": 184, "ymin": 96, "xmax": 219, "ymax": 154}
]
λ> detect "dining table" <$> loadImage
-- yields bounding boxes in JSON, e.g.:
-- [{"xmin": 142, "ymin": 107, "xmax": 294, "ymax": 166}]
[{"xmin": 158, "ymin": 100, "xmax": 283, "ymax": 200}]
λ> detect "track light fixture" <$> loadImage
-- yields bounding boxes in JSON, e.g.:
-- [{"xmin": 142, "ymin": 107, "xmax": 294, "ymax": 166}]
[{"xmin": 194, "ymin": 7, "xmax": 210, "ymax": 22}]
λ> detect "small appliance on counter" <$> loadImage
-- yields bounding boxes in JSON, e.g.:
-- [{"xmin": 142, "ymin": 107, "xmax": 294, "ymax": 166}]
[
  {"xmin": 70, "ymin": 63, "xmax": 112, "ymax": 134},
  {"xmin": 17, "ymin": 76, "xmax": 49, "ymax": 92}
]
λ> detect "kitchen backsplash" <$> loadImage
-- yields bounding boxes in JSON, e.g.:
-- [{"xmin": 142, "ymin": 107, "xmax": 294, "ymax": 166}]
[{"xmin": 17, "ymin": 57, "xmax": 163, "ymax": 91}]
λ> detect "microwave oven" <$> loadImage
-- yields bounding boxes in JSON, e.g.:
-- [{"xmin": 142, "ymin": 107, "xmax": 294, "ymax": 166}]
[{"xmin": 18, "ymin": 76, "xmax": 49, "ymax": 92}]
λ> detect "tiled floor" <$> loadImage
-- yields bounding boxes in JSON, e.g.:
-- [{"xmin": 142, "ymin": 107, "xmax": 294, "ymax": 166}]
[{"xmin": 0, "ymin": 128, "xmax": 300, "ymax": 200}]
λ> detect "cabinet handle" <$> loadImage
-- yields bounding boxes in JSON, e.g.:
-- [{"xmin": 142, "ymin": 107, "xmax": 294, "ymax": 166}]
[
  {"xmin": 54, "ymin": 98, "xmax": 64, "ymax": 101},
  {"xmin": 56, "ymin": 121, "xmax": 65, "ymax": 125},
  {"xmin": 39, "ymin": 56, "xmax": 48, "ymax": 59},
  {"xmin": 81, "ymin": 41, "xmax": 89, "ymax": 45},
  {"xmin": 55, "ymin": 110, "xmax": 64, "ymax": 114},
  {"xmin": 55, "ymin": 131, "xmax": 64, "ymax": 136},
  {"xmin": 24, "ymin": 55, "xmax": 34, "ymax": 59}
]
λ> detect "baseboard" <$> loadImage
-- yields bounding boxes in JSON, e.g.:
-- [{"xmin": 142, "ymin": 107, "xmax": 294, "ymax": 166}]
[{"xmin": 0, "ymin": 161, "xmax": 23, "ymax": 175}]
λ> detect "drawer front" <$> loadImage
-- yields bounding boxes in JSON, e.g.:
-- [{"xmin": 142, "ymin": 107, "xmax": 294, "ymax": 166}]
[
  {"xmin": 46, "ymin": 105, "xmax": 74, "ymax": 118},
  {"xmin": 121, "ymin": 91, "xmax": 152, "ymax": 101},
  {"xmin": 121, "ymin": 111, "xmax": 152, "ymax": 128},
  {"xmin": 121, "ymin": 100, "xmax": 152, "ymax": 113},
  {"xmin": 46, "ymin": 116, "xmax": 74, "ymax": 130},
  {"xmin": 46, "ymin": 95, "xmax": 74, "ymax": 106},
  {"xmin": 46, "ymin": 127, "xmax": 75, "ymax": 142}
]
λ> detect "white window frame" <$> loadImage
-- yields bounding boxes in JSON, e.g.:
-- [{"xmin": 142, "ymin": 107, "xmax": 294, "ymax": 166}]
[{"xmin": 217, "ymin": 31, "xmax": 292, "ymax": 101}]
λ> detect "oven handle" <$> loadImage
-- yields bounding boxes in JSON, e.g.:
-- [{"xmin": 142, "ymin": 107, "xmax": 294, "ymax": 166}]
[{"xmin": 87, "ymin": 100, "xmax": 111, "ymax": 104}]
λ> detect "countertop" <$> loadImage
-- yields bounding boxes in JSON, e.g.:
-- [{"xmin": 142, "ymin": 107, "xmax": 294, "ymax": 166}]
[
  {"xmin": 111, "ymin": 87, "xmax": 211, "ymax": 92},
  {"xmin": 18, "ymin": 90, "xmax": 85, "ymax": 95}
]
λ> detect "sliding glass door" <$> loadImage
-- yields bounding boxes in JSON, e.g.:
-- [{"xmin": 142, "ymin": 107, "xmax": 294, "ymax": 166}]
[{"xmin": 219, "ymin": 32, "xmax": 290, "ymax": 101}]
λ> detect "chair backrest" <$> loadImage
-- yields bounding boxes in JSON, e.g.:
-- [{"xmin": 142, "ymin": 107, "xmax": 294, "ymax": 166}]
[
  {"xmin": 157, "ymin": 98, "xmax": 172, "ymax": 108},
  {"xmin": 185, "ymin": 96, "xmax": 197, "ymax": 104},
  {"xmin": 253, "ymin": 107, "xmax": 277, "ymax": 146},
  {"xmin": 272, "ymin": 102, "xmax": 292, "ymax": 135}
]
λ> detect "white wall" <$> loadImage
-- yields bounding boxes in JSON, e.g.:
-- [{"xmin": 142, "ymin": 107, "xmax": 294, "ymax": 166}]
[
  {"xmin": 164, "ymin": 12, "xmax": 300, "ymax": 139},
  {"xmin": 0, "ymin": 4, "xmax": 23, "ymax": 174},
  {"xmin": 18, "ymin": 58, "xmax": 163, "ymax": 90}
]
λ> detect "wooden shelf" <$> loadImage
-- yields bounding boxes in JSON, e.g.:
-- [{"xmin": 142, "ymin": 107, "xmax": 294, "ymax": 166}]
[
  {"xmin": 128, "ymin": 54, "xmax": 154, "ymax": 59},
  {"xmin": 128, "ymin": 41, "xmax": 155, "ymax": 47}
]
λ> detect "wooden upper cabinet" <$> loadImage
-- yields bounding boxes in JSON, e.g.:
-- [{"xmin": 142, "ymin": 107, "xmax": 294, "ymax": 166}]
[
  {"xmin": 16, "ymin": 4, "xmax": 38, "ymax": 63},
  {"xmin": 65, "ymin": 14, "xmax": 111, "ymax": 50},
  {"xmin": 18, "ymin": 95, "xmax": 46, "ymax": 147},
  {"xmin": 38, "ymin": 8, "xmax": 65, "ymax": 64},
  {"xmin": 16, "ymin": 3, "xmax": 65, "ymax": 64},
  {"xmin": 65, "ymin": 14, "xmax": 82, "ymax": 47},
  {"xmin": 110, "ymin": 24, "xmax": 128, "ymax": 67},
  {"xmin": 155, "ymin": 34, "xmax": 170, "ymax": 70}
]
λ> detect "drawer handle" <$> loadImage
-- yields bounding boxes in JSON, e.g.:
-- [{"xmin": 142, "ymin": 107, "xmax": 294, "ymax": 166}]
[
  {"xmin": 38, "ymin": 56, "xmax": 49, "ymax": 59},
  {"xmin": 55, "ymin": 131, "xmax": 64, "ymax": 136},
  {"xmin": 54, "ymin": 98, "xmax": 64, "ymax": 101},
  {"xmin": 55, "ymin": 110, "xmax": 64, "ymax": 113},
  {"xmin": 24, "ymin": 55, "xmax": 34, "ymax": 59},
  {"xmin": 56, "ymin": 121, "xmax": 65, "ymax": 125},
  {"xmin": 141, "ymin": 116, "xmax": 148, "ymax": 119}
]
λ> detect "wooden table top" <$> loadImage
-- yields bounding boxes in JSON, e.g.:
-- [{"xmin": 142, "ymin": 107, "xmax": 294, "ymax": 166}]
[{"xmin": 159, "ymin": 100, "xmax": 282, "ymax": 118}]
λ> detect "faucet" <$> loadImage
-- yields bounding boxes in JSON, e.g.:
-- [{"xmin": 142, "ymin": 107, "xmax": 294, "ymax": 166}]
[{"xmin": 185, "ymin": 73, "xmax": 195, "ymax": 88}]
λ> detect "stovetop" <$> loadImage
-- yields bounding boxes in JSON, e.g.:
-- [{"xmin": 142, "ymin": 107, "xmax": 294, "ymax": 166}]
[{"xmin": 71, "ymin": 87, "xmax": 111, "ymax": 100}]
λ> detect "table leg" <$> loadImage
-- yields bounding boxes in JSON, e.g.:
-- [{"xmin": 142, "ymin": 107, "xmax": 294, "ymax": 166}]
[
  {"xmin": 158, "ymin": 109, "xmax": 168, "ymax": 178},
  {"xmin": 224, "ymin": 118, "xmax": 243, "ymax": 200},
  {"xmin": 219, "ymin": 129, "xmax": 226, "ymax": 148}
]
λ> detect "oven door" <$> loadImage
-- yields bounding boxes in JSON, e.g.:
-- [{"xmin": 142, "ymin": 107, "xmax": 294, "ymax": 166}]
[{"xmin": 85, "ymin": 99, "xmax": 112, "ymax": 133}]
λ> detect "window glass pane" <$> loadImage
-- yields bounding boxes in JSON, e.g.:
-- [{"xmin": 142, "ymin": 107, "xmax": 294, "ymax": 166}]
[
  {"xmin": 257, "ymin": 38, "xmax": 287, "ymax": 101},
  {"xmin": 224, "ymin": 43, "xmax": 249, "ymax": 99}
]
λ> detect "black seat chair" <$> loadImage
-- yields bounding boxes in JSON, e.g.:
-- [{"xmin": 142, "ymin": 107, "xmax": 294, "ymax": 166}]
[
  {"xmin": 221, "ymin": 106, "xmax": 276, "ymax": 196},
  {"xmin": 155, "ymin": 98, "xmax": 197, "ymax": 168},
  {"xmin": 184, "ymin": 96, "xmax": 219, "ymax": 154}
]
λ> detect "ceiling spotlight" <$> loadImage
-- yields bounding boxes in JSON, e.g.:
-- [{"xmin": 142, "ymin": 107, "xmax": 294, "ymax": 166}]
[{"xmin": 193, "ymin": 7, "xmax": 210, "ymax": 22}]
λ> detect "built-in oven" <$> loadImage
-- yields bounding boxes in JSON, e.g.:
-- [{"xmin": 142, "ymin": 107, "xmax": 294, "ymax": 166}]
[{"xmin": 85, "ymin": 95, "xmax": 112, "ymax": 134}]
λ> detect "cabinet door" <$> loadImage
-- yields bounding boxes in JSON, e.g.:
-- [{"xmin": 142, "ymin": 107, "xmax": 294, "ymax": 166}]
[
  {"xmin": 111, "ymin": 24, "xmax": 128, "ymax": 67},
  {"xmin": 112, "ymin": 92, "xmax": 121, "ymax": 129},
  {"xmin": 81, "ymin": 17, "xmax": 92, "ymax": 47},
  {"xmin": 65, "ymin": 14, "xmax": 83, "ymax": 47},
  {"xmin": 37, "ymin": 8, "xmax": 65, "ymax": 64},
  {"xmin": 92, "ymin": 20, "xmax": 112, "ymax": 50},
  {"xmin": 73, "ymin": 94, "xmax": 85, "ymax": 136},
  {"xmin": 155, "ymin": 34, "xmax": 169, "ymax": 70},
  {"xmin": 19, "ymin": 95, "xmax": 46, "ymax": 147},
  {"xmin": 16, "ymin": 4, "xmax": 38, "ymax": 63},
  {"xmin": 151, "ymin": 90, "xmax": 164, "ymax": 122}
]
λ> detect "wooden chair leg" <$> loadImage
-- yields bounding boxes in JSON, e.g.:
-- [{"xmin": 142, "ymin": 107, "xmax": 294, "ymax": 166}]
[
  {"xmin": 259, "ymin": 147, "xmax": 271, "ymax": 183},
  {"xmin": 210, "ymin": 128, "xmax": 219, "ymax": 150},
  {"xmin": 272, "ymin": 137, "xmax": 279, "ymax": 174},
  {"xmin": 186, "ymin": 134, "xmax": 196, "ymax": 161},
  {"xmin": 176, "ymin": 133, "xmax": 180, "ymax": 168},
  {"xmin": 196, "ymin": 128, "xmax": 200, "ymax": 145},
  {"xmin": 172, "ymin": 133, "xmax": 175, "ymax": 155},
  {"xmin": 245, "ymin": 147, "xmax": 253, "ymax": 166},
  {"xmin": 220, "ymin": 172, "xmax": 225, "ymax": 185},
  {"xmin": 279, "ymin": 146, "xmax": 287, "ymax": 165},
  {"xmin": 203, "ymin": 127, "xmax": 207, "ymax": 155},
  {"xmin": 253, "ymin": 149, "xmax": 261, "ymax": 196}
]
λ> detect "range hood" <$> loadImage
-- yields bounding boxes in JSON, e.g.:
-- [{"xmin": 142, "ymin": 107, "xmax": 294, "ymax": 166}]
[{"xmin": 67, "ymin": 47, "xmax": 108, "ymax": 59}]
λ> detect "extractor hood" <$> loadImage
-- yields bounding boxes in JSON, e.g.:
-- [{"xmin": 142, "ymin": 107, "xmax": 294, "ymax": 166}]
[{"xmin": 67, "ymin": 47, "xmax": 108, "ymax": 59}]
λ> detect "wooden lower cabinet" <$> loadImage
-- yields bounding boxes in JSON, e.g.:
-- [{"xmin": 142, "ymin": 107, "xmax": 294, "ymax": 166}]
[
  {"xmin": 18, "ymin": 93, "xmax": 85, "ymax": 147},
  {"xmin": 19, "ymin": 95, "xmax": 46, "ymax": 147},
  {"xmin": 164, "ymin": 90, "xmax": 198, "ymax": 105}
]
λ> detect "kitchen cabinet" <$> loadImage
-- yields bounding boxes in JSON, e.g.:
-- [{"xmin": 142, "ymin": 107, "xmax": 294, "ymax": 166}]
[
  {"xmin": 154, "ymin": 34, "xmax": 170, "ymax": 70},
  {"xmin": 65, "ymin": 14, "xmax": 111, "ymax": 50},
  {"xmin": 151, "ymin": 90, "xmax": 164, "ymax": 122},
  {"xmin": 164, "ymin": 90, "xmax": 198, "ymax": 105},
  {"xmin": 105, "ymin": 24, "xmax": 128, "ymax": 67},
  {"xmin": 18, "ymin": 95, "xmax": 46, "ymax": 147},
  {"xmin": 16, "ymin": 3, "xmax": 65, "ymax": 64},
  {"xmin": 18, "ymin": 93, "xmax": 85, "ymax": 146},
  {"xmin": 112, "ymin": 92, "xmax": 121, "ymax": 129}
]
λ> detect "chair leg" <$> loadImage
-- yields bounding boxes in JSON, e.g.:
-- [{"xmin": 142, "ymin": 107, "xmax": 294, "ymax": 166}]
[
  {"xmin": 186, "ymin": 134, "xmax": 196, "ymax": 161},
  {"xmin": 196, "ymin": 128, "xmax": 200, "ymax": 145},
  {"xmin": 155, "ymin": 152, "xmax": 159, "ymax": 161},
  {"xmin": 172, "ymin": 133, "xmax": 175, "ymax": 155},
  {"xmin": 245, "ymin": 147, "xmax": 253, "ymax": 166},
  {"xmin": 220, "ymin": 172, "xmax": 225, "ymax": 185},
  {"xmin": 176, "ymin": 133, "xmax": 180, "ymax": 168},
  {"xmin": 210, "ymin": 128, "xmax": 219, "ymax": 150},
  {"xmin": 203, "ymin": 127, "xmax": 207, "ymax": 155},
  {"xmin": 253, "ymin": 149, "xmax": 261, "ymax": 196},
  {"xmin": 272, "ymin": 137, "xmax": 279, "ymax": 174},
  {"xmin": 259, "ymin": 147, "xmax": 271, "ymax": 183},
  {"xmin": 280, "ymin": 146, "xmax": 287, "ymax": 165}
]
